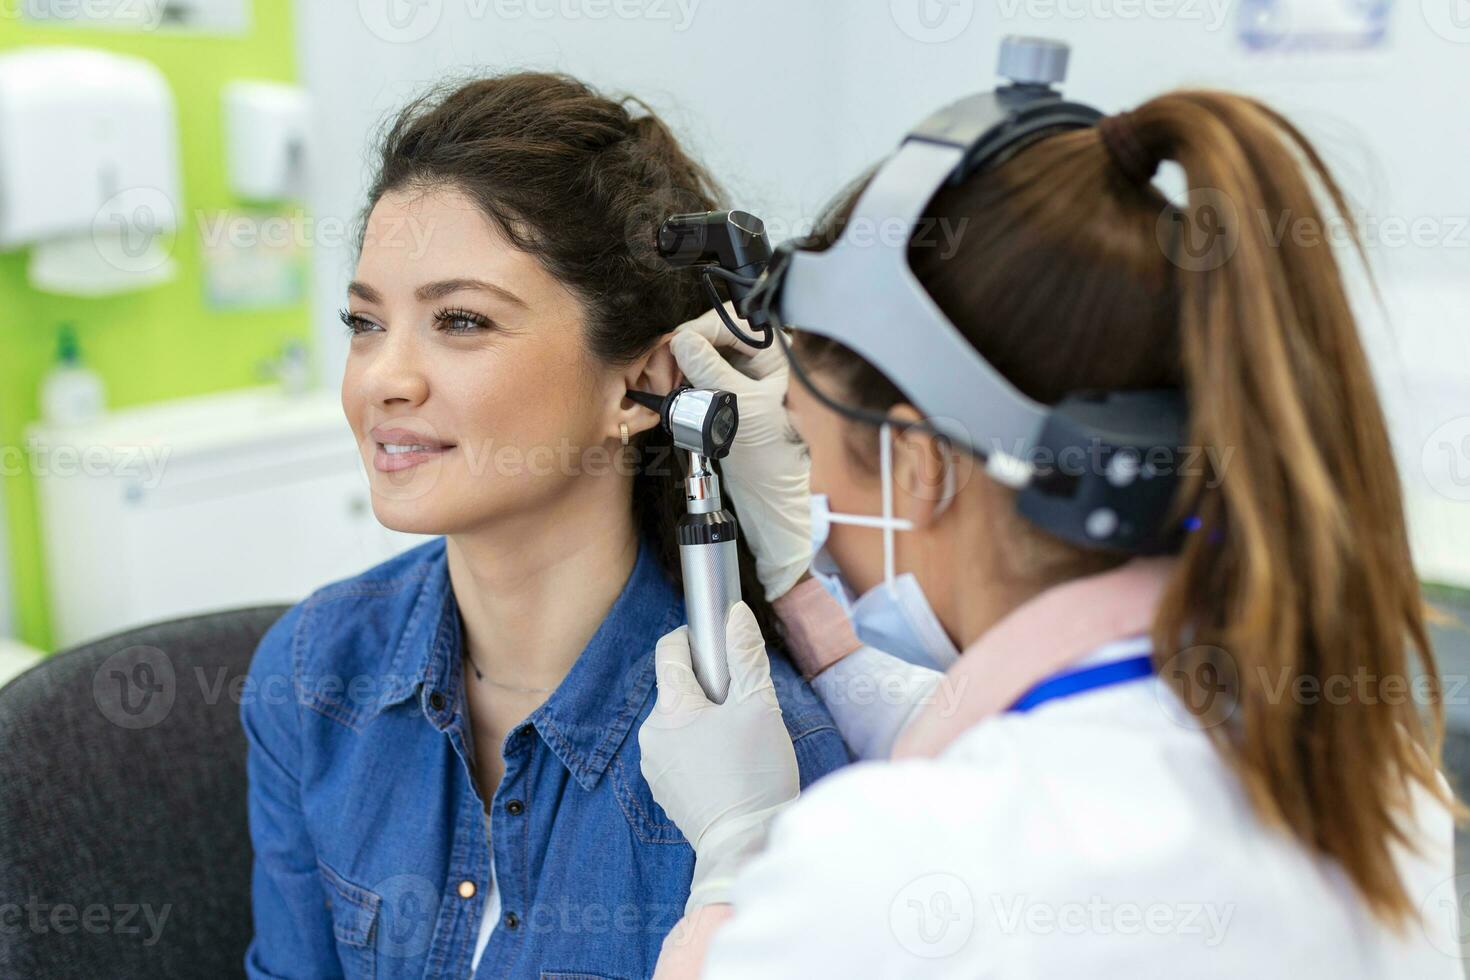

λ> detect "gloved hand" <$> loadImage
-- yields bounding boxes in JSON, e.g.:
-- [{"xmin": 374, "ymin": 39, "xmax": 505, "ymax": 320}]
[
  {"xmin": 638, "ymin": 601, "xmax": 800, "ymax": 914},
  {"xmin": 672, "ymin": 305, "xmax": 811, "ymax": 601}
]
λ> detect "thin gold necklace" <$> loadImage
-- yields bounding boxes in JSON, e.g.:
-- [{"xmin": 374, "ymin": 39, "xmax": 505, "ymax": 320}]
[{"xmin": 463, "ymin": 649, "xmax": 555, "ymax": 694}]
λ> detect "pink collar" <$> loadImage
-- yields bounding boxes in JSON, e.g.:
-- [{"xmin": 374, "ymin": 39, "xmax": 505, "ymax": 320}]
[{"xmin": 890, "ymin": 557, "xmax": 1177, "ymax": 759}]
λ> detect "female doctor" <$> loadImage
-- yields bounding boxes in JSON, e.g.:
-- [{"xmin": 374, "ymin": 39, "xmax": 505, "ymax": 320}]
[{"xmin": 635, "ymin": 71, "xmax": 1464, "ymax": 977}]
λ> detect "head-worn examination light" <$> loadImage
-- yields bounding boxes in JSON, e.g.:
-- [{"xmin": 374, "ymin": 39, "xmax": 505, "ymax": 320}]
[
  {"xmin": 744, "ymin": 35, "xmax": 1191, "ymax": 556},
  {"xmin": 657, "ymin": 210, "xmax": 775, "ymax": 350}
]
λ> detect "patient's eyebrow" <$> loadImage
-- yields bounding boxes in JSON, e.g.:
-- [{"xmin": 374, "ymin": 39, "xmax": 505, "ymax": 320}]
[
  {"xmin": 347, "ymin": 280, "xmax": 383, "ymax": 303},
  {"xmin": 346, "ymin": 277, "xmax": 528, "ymax": 308},
  {"xmin": 417, "ymin": 277, "xmax": 527, "ymax": 308}
]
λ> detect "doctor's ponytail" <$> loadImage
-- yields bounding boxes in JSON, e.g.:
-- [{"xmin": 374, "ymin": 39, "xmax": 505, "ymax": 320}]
[
  {"xmin": 1126, "ymin": 92, "xmax": 1456, "ymax": 926},
  {"xmin": 798, "ymin": 90, "xmax": 1459, "ymax": 925}
]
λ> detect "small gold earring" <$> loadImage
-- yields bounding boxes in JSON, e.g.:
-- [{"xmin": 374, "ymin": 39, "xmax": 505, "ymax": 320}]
[{"xmin": 620, "ymin": 422, "xmax": 630, "ymax": 447}]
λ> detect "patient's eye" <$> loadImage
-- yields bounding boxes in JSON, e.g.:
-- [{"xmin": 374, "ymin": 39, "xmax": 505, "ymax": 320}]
[
  {"xmin": 433, "ymin": 306, "xmax": 496, "ymax": 335},
  {"xmin": 339, "ymin": 308, "xmax": 379, "ymax": 336}
]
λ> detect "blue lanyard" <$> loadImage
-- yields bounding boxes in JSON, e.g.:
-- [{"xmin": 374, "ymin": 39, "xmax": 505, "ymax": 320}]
[{"xmin": 1006, "ymin": 655, "xmax": 1154, "ymax": 713}]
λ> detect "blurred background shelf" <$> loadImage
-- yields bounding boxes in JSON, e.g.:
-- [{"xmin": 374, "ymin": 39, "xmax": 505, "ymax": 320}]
[{"xmin": 25, "ymin": 384, "xmax": 428, "ymax": 650}]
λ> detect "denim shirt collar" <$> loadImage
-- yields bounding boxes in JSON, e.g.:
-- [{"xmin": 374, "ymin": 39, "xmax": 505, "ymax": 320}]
[{"xmin": 373, "ymin": 536, "xmax": 683, "ymax": 791}]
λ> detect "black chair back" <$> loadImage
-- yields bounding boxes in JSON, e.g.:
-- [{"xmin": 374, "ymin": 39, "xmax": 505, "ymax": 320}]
[{"xmin": 0, "ymin": 606, "xmax": 289, "ymax": 980}]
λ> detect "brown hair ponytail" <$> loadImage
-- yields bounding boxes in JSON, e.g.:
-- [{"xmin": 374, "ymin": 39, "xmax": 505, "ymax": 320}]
[
  {"xmin": 1133, "ymin": 92, "xmax": 1456, "ymax": 924},
  {"xmin": 797, "ymin": 89, "xmax": 1458, "ymax": 923}
]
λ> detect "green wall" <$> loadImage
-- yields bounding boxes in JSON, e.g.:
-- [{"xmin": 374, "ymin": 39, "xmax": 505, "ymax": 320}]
[{"xmin": 0, "ymin": 1, "xmax": 311, "ymax": 652}]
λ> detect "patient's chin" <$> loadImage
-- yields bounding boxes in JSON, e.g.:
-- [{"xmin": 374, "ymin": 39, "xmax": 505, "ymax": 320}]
[
  {"xmin": 367, "ymin": 483, "xmax": 465, "ymax": 537},
  {"xmin": 371, "ymin": 504, "xmax": 447, "ymax": 537}
]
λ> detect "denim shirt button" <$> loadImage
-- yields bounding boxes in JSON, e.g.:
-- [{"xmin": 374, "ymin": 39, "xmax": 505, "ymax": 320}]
[
  {"xmin": 506, "ymin": 799, "xmax": 524, "ymax": 816},
  {"xmin": 457, "ymin": 880, "xmax": 476, "ymax": 899},
  {"xmin": 503, "ymin": 911, "xmax": 520, "ymax": 930},
  {"xmin": 429, "ymin": 690, "xmax": 447, "ymax": 712}
]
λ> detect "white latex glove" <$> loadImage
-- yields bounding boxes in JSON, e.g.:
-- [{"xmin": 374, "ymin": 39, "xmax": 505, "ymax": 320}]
[
  {"xmin": 638, "ymin": 601, "xmax": 800, "ymax": 915},
  {"xmin": 672, "ymin": 305, "xmax": 811, "ymax": 601}
]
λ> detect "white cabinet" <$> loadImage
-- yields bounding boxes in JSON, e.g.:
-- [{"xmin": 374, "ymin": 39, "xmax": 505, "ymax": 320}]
[{"xmin": 27, "ymin": 385, "xmax": 429, "ymax": 650}]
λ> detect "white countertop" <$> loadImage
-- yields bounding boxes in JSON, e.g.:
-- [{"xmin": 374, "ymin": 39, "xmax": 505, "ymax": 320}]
[
  {"xmin": 0, "ymin": 639, "xmax": 45, "ymax": 689},
  {"xmin": 24, "ymin": 384, "xmax": 353, "ymax": 458}
]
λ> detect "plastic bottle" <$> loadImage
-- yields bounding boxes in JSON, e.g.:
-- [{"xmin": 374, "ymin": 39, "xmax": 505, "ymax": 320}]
[{"xmin": 39, "ymin": 323, "xmax": 105, "ymax": 426}]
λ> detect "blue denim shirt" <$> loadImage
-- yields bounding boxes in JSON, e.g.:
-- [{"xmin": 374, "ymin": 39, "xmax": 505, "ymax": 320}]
[{"xmin": 242, "ymin": 535, "xmax": 851, "ymax": 980}]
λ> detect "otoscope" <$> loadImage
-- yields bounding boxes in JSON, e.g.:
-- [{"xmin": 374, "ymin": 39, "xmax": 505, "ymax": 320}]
[
  {"xmin": 626, "ymin": 385, "xmax": 742, "ymax": 704},
  {"xmin": 628, "ymin": 210, "xmax": 775, "ymax": 704}
]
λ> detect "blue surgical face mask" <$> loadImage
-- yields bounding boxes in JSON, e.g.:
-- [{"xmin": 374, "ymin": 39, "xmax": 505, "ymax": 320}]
[{"xmin": 807, "ymin": 424, "xmax": 960, "ymax": 671}]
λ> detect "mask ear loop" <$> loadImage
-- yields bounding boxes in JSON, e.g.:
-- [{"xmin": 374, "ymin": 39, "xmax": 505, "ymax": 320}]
[
  {"xmin": 933, "ymin": 435, "xmax": 958, "ymax": 520},
  {"xmin": 880, "ymin": 422, "xmax": 898, "ymax": 587},
  {"xmin": 879, "ymin": 423, "xmax": 956, "ymax": 586},
  {"xmin": 813, "ymin": 423, "xmax": 917, "ymax": 590}
]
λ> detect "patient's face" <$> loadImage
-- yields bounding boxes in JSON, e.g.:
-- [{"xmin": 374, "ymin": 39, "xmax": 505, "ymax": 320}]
[{"xmin": 341, "ymin": 184, "xmax": 620, "ymax": 535}]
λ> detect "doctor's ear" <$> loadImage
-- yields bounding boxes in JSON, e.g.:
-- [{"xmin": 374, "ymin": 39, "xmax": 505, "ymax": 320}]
[
  {"xmin": 612, "ymin": 335, "xmax": 678, "ymax": 440},
  {"xmin": 887, "ymin": 404, "xmax": 957, "ymax": 529}
]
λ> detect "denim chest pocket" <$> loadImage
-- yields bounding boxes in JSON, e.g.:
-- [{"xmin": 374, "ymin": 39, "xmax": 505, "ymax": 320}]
[
  {"xmin": 608, "ymin": 754, "xmax": 686, "ymax": 846},
  {"xmin": 318, "ymin": 858, "xmax": 381, "ymax": 980},
  {"xmin": 540, "ymin": 972, "xmax": 629, "ymax": 980}
]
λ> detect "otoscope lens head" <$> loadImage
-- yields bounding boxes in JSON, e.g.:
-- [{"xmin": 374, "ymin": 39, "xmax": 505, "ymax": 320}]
[
  {"xmin": 666, "ymin": 387, "xmax": 739, "ymax": 459},
  {"xmin": 708, "ymin": 403, "xmax": 737, "ymax": 455}
]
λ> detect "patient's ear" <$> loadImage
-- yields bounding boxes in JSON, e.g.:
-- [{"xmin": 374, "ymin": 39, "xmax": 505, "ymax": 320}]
[{"xmin": 612, "ymin": 335, "xmax": 678, "ymax": 440}]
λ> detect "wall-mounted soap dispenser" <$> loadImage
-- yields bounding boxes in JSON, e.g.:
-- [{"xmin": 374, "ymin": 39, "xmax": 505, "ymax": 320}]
[
  {"xmin": 0, "ymin": 48, "xmax": 183, "ymax": 296},
  {"xmin": 223, "ymin": 81, "xmax": 310, "ymax": 202}
]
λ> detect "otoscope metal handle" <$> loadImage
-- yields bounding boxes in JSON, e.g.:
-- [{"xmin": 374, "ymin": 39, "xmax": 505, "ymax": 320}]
[
  {"xmin": 680, "ymin": 535, "xmax": 740, "ymax": 704},
  {"xmin": 678, "ymin": 453, "xmax": 741, "ymax": 704}
]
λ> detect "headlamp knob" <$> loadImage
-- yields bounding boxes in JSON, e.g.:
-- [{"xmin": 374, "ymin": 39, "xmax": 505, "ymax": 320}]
[{"xmin": 997, "ymin": 36, "xmax": 1070, "ymax": 88}]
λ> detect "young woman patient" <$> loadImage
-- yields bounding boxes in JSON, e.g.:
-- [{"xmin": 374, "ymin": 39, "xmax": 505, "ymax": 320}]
[{"xmin": 240, "ymin": 73, "xmax": 851, "ymax": 980}]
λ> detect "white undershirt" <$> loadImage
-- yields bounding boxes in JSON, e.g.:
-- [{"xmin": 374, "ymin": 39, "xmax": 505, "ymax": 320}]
[{"xmin": 470, "ymin": 854, "xmax": 499, "ymax": 973}]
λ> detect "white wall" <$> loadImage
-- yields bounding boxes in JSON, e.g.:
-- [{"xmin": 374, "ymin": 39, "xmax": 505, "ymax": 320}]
[
  {"xmin": 294, "ymin": 0, "xmax": 1469, "ymax": 584},
  {"xmin": 292, "ymin": 0, "xmax": 857, "ymax": 383}
]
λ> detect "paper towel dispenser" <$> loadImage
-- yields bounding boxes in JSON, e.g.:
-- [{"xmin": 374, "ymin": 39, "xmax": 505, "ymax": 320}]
[
  {"xmin": 0, "ymin": 47, "xmax": 182, "ymax": 294},
  {"xmin": 223, "ymin": 81, "xmax": 310, "ymax": 202}
]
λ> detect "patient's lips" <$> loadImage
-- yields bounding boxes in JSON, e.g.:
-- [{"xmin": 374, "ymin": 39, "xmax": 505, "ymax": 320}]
[{"xmin": 369, "ymin": 424, "xmax": 456, "ymax": 472}]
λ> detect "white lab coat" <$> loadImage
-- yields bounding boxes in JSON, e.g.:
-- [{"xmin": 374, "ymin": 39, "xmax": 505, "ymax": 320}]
[{"xmin": 702, "ymin": 637, "xmax": 1463, "ymax": 979}]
